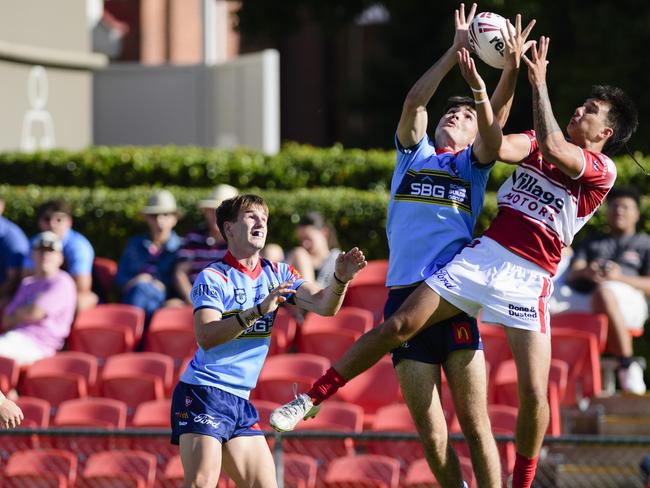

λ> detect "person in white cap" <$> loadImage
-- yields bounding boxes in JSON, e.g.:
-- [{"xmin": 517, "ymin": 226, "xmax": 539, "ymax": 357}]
[
  {"xmin": 174, "ymin": 184, "xmax": 239, "ymax": 304},
  {"xmin": 0, "ymin": 231, "xmax": 77, "ymax": 365},
  {"xmin": 116, "ymin": 190, "xmax": 182, "ymax": 323}
]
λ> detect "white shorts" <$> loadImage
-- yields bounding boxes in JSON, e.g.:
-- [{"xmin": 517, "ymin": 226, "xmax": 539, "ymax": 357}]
[
  {"xmin": 425, "ymin": 237, "xmax": 553, "ymax": 333},
  {"xmin": 550, "ymin": 281, "xmax": 648, "ymax": 330},
  {"xmin": 0, "ymin": 330, "xmax": 50, "ymax": 365}
]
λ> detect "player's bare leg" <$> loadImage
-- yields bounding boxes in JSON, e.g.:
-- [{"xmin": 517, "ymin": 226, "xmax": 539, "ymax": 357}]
[
  {"xmin": 222, "ymin": 435, "xmax": 278, "ymax": 488},
  {"xmin": 505, "ymin": 327, "xmax": 551, "ymax": 487},
  {"xmin": 445, "ymin": 349, "xmax": 502, "ymax": 487},
  {"xmin": 334, "ymin": 284, "xmax": 462, "ymax": 380},
  {"xmin": 179, "ymin": 433, "xmax": 223, "ymax": 488},
  {"xmin": 591, "ymin": 286, "xmax": 633, "ymax": 357},
  {"xmin": 396, "ymin": 360, "xmax": 464, "ymax": 488}
]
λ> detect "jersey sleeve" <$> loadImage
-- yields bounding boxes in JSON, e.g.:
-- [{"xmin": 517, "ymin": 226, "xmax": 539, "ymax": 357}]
[
  {"xmin": 191, "ymin": 268, "xmax": 227, "ymax": 313},
  {"xmin": 65, "ymin": 234, "xmax": 95, "ymax": 276},
  {"xmin": 394, "ymin": 132, "xmax": 436, "ymax": 176},
  {"xmin": 574, "ymin": 150, "xmax": 617, "ymax": 188}
]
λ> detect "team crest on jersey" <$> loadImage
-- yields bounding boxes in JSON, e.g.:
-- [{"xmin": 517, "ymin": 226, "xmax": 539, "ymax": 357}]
[
  {"xmin": 234, "ymin": 288, "xmax": 247, "ymax": 305},
  {"xmin": 185, "ymin": 396, "xmax": 192, "ymax": 407}
]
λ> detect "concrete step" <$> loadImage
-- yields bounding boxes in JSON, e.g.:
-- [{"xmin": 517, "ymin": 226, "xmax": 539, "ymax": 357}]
[
  {"xmin": 590, "ymin": 393, "xmax": 650, "ymax": 416},
  {"xmin": 547, "ymin": 444, "xmax": 649, "ymax": 465},
  {"xmin": 599, "ymin": 415, "xmax": 650, "ymax": 436}
]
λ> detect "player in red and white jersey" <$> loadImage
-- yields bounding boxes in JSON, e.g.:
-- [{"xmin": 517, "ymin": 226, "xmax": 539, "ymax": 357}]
[
  {"xmin": 271, "ymin": 36, "xmax": 638, "ymax": 488},
  {"xmin": 484, "ymin": 128, "xmax": 616, "ymax": 273}
]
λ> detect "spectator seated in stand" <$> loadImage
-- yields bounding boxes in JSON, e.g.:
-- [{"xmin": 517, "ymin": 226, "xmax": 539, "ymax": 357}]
[
  {"xmin": 0, "ymin": 197, "xmax": 30, "ymax": 308},
  {"xmin": 23, "ymin": 199, "xmax": 97, "ymax": 311},
  {"xmin": 116, "ymin": 190, "xmax": 182, "ymax": 324},
  {"xmin": 173, "ymin": 184, "xmax": 238, "ymax": 305},
  {"xmin": 287, "ymin": 212, "xmax": 341, "ymax": 288},
  {"xmin": 549, "ymin": 186, "xmax": 650, "ymax": 395},
  {"xmin": 0, "ymin": 232, "xmax": 77, "ymax": 365}
]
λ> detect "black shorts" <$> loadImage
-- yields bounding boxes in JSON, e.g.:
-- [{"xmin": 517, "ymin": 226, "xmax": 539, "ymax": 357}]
[{"xmin": 387, "ymin": 285, "xmax": 482, "ymax": 366}]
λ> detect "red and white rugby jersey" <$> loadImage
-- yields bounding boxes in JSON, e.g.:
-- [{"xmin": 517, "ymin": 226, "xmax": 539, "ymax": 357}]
[{"xmin": 484, "ymin": 130, "xmax": 617, "ymax": 275}]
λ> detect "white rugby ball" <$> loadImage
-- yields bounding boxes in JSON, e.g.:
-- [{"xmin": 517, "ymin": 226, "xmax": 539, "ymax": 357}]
[{"xmin": 467, "ymin": 12, "xmax": 510, "ymax": 69}]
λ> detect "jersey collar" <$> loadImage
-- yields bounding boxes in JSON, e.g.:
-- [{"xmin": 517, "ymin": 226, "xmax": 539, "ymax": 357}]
[{"xmin": 223, "ymin": 251, "xmax": 263, "ymax": 279}]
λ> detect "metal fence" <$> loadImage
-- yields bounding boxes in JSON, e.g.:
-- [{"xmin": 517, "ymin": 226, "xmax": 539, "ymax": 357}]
[{"xmin": 1, "ymin": 429, "xmax": 649, "ymax": 487}]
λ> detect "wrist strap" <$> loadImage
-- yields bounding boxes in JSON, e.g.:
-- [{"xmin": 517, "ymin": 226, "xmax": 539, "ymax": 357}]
[
  {"xmin": 471, "ymin": 87, "xmax": 486, "ymax": 93},
  {"xmin": 474, "ymin": 98, "xmax": 488, "ymax": 105},
  {"xmin": 333, "ymin": 272, "xmax": 347, "ymax": 285},
  {"xmin": 235, "ymin": 313, "xmax": 249, "ymax": 330}
]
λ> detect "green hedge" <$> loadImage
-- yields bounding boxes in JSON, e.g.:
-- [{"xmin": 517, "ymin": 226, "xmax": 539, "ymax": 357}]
[
  {"xmin": 1, "ymin": 145, "xmax": 647, "ymax": 193},
  {"xmin": 5, "ymin": 184, "xmax": 650, "ymax": 263}
]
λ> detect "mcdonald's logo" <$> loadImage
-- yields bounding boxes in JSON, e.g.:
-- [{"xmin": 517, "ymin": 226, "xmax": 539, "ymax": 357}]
[{"xmin": 453, "ymin": 322, "xmax": 472, "ymax": 344}]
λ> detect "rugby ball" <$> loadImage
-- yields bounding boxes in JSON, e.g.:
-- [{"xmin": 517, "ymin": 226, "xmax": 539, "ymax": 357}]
[{"xmin": 467, "ymin": 12, "xmax": 510, "ymax": 69}]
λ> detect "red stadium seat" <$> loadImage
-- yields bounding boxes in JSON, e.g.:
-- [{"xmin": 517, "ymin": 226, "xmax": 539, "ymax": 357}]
[
  {"xmin": 343, "ymin": 284, "xmax": 389, "ymax": 325},
  {"xmin": 0, "ymin": 356, "xmax": 19, "ymax": 393},
  {"xmin": 100, "ymin": 352, "xmax": 174, "ymax": 413},
  {"xmin": 302, "ymin": 307, "xmax": 374, "ymax": 335},
  {"xmin": 551, "ymin": 329, "xmax": 602, "ymax": 404},
  {"xmin": 298, "ymin": 328, "xmax": 361, "ymax": 363},
  {"xmin": 284, "ymin": 453, "xmax": 319, "ymax": 488},
  {"xmin": 3, "ymin": 448, "xmax": 78, "ymax": 488},
  {"xmin": 477, "ymin": 322, "xmax": 512, "ymax": 384},
  {"xmin": 324, "ymin": 454, "xmax": 401, "ymax": 488},
  {"xmin": 132, "ymin": 398, "xmax": 171, "ymax": 428},
  {"xmin": 253, "ymin": 399, "xmax": 281, "ymax": 430},
  {"xmin": 93, "ymin": 257, "xmax": 118, "ymax": 300},
  {"xmin": 269, "ymin": 307, "xmax": 298, "ymax": 356},
  {"xmin": 404, "ymin": 456, "xmax": 476, "ymax": 488},
  {"xmin": 0, "ymin": 397, "xmax": 51, "ymax": 459},
  {"xmin": 53, "ymin": 397, "xmax": 127, "ymax": 429},
  {"xmin": 78, "ymin": 450, "xmax": 157, "ymax": 488},
  {"xmin": 253, "ymin": 353, "xmax": 330, "ymax": 404},
  {"xmin": 21, "ymin": 352, "xmax": 98, "ymax": 409},
  {"xmin": 350, "ymin": 260, "xmax": 388, "ymax": 286},
  {"xmin": 144, "ymin": 306, "xmax": 196, "ymax": 365},
  {"xmin": 285, "ymin": 401, "xmax": 364, "ymax": 462},
  {"xmin": 15, "ymin": 396, "xmax": 50, "ymax": 428},
  {"xmin": 551, "ymin": 312, "xmax": 608, "ymax": 353},
  {"xmin": 366, "ymin": 403, "xmax": 424, "ymax": 469},
  {"xmin": 68, "ymin": 304, "xmax": 145, "ymax": 360},
  {"xmin": 334, "ymin": 357, "xmax": 400, "ymax": 424}
]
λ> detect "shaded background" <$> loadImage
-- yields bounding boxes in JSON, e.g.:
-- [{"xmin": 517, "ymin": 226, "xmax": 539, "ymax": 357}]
[{"xmin": 236, "ymin": 0, "xmax": 648, "ymax": 153}]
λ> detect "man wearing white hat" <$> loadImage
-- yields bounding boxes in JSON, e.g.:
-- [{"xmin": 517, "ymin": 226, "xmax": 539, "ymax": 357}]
[
  {"xmin": 174, "ymin": 184, "xmax": 239, "ymax": 304},
  {"xmin": 116, "ymin": 190, "xmax": 182, "ymax": 322}
]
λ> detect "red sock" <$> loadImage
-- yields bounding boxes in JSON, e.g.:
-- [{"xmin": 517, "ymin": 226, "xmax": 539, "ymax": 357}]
[
  {"xmin": 307, "ymin": 367, "xmax": 347, "ymax": 405},
  {"xmin": 512, "ymin": 452, "xmax": 538, "ymax": 488}
]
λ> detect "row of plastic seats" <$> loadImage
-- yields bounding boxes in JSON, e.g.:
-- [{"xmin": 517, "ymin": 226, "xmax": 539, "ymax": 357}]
[
  {"xmin": 0, "ymin": 351, "xmax": 175, "ymax": 416},
  {"xmin": 4, "ymin": 448, "xmax": 417, "ymax": 488}
]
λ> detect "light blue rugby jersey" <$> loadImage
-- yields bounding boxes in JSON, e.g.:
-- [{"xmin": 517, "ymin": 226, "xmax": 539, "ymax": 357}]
[
  {"xmin": 386, "ymin": 134, "xmax": 493, "ymax": 287},
  {"xmin": 181, "ymin": 251, "xmax": 304, "ymax": 399}
]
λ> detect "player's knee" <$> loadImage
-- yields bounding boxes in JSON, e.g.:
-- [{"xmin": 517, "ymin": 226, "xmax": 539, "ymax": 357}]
[
  {"xmin": 455, "ymin": 408, "xmax": 492, "ymax": 440},
  {"xmin": 186, "ymin": 470, "xmax": 218, "ymax": 488},
  {"xmin": 381, "ymin": 314, "xmax": 416, "ymax": 344}
]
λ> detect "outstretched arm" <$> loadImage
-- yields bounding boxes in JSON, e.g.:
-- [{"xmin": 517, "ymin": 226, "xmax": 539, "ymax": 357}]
[
  {"xmin": 457, "ymin": 48, "xmax": 501, "ymax": 163},
  {"xmin": 523, "ymin": 36, "xmax": 585, "ymax": 177},
  {"xmin": 396, "ymin": 3, "xmax": 476, "ymax": 147}
]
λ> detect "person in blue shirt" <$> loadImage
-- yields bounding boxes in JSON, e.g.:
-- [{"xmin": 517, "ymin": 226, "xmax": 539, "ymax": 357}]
[
  {"xmin": 24, "ymin": 199, "xmax": 97, "ymax": 311},
  {"xmin": 116, "ymin": 190, "xmax": 182, "ymax": 324},
  {"xmin": 0, "ymin": 198, "xmax": 29, "ymax": 307},
  {"xmin": 271, "ymin": 6, "xmax": 536, "ymax": 488},
  {"xmin": 170, "ymin": 193, "xmax": 366, "ymax": 488}
]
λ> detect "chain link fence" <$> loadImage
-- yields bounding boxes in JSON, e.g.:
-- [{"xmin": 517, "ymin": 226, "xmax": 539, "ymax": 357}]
[{"xmin": 1, "ymin": 429, "xmax": 649, "ymax": 487}]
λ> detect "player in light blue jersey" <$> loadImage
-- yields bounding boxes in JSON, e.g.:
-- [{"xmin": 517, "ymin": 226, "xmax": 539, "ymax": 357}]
[
  {"xmin": 170, "ymin": 194, "xmax": 367, "ymax": 488},
  {"xmin": 272, "ymin": 5, "xmax": 536, "ymax": 488}
]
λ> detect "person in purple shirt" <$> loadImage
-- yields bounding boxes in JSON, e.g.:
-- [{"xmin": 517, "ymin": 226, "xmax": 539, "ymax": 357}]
[
  {"xmin": 0, "ymin": 198, "xmax": 30, "ymax": 307},
  {"xmin": 116, "ymin": 190, "xmax": 182, "ymax": 322},
  {"xmin": 1, "ymin": 231, "xmax": 77, "ymax": 365},
  {"xmin": 24, "ymin": 200, "xmax": 97, "ymax": 311}
]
